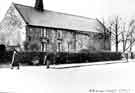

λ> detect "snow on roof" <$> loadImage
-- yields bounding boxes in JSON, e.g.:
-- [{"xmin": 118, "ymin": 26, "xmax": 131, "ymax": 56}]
[{"xmin": 14, "ymin": 3, "xmax": 104, "ymax": 33}]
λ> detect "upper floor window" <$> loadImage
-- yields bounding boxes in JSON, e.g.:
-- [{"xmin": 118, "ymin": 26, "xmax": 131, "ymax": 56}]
[
  {"xmin": 40, "ymin": 28, "xmax": 43, "ymax": 37},
  {"xmin": 40, "ymin": 28, "xmax": 48, "ymax": 38},
  {"xmin": 57, "ymin": 30, "xmax": 63, "ymax": 39},
  {"xmin": 44, "ymin": 28, "xmax": 47, "ymax": 37}
]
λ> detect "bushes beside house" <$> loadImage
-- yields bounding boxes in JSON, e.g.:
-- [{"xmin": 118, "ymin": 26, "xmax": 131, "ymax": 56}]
[
  {"xmin": 0, "ymin": 51, "xmax": 122, "ymax": 65},
  {"xmin": 55, "ymin": 52, "xmax": 122, "ymax": 64},
  {"xmin": 0, "ymin": 51, "xmax": 13, "ymax": 63},
  {"xmin": 23, "ymin": 40, "xmax": 41, "ymax": 52},
  {"xmin": 14, "ymin": 52, "xmax": 43, "ymax": 65},
  {"xmin": 0, "ymin": 44, "xmax": 13, "ymax": 63},
  {"xmin": 11, "ymin": 52, "xmax": 54, "ymax": 65}
]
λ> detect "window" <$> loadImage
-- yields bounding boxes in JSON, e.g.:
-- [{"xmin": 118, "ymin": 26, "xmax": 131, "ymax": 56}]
[
  {"xmin": 40, "ymin": 28, "xmax": 47, "ymax": 37},
  {"xmin": 44, "ymin": 28, "xmax": 47, "ymax": 37},
  {"xmin": 41, "ymin": 43, "xmax": 47, "ymax": 52},
  {"xmin": 40, "ymin": 28, "xmax": 43, "ymax": 37},
  {"xmin": 40, "ymin": 28, "xmax": 49, "ymax": 52},
  {"xmin": 57, "ymin": 30, "xmax": 62, "ymax": 52},
  {"xmin": 57, "ymin": 42, "xmax": 62, "ymax": 52},
  {"xmin": 57, "ymin": 30, "xmax": 62, "ymax": 39},
  {"xmin": 43, "ymin": 43, "xmax": 47, "ymax": 52}
]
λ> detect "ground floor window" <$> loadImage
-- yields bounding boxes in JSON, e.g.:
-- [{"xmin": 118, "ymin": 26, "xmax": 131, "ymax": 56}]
[
  {"xmin": 41, "ymin": 43, "xmax": 47, "ymax": 52},
  {"xmin": 57, "ymin": 42, "xmax": 62, "ymax": 52}
]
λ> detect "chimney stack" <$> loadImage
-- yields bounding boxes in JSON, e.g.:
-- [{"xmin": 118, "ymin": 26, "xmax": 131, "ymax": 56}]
[{"xmin": 35, "ymin": 0, "xmax": 44, "ymax": 11}]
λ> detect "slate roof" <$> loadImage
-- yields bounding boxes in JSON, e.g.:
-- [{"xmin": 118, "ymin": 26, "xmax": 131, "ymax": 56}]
[{"xmin": 14, "ymin": 3, "xmax": 103, "ymax": 33}]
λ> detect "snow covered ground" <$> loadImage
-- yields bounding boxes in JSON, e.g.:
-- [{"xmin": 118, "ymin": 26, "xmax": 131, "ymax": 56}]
[{"xmin": 0, "ymin": 60, "xmax": 135, "ymax": 93}]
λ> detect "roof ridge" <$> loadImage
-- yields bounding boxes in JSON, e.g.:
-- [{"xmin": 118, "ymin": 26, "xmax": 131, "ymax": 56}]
[{"xmin": 13, "ymin": 3, "xmax": 96, "ymax": 21}]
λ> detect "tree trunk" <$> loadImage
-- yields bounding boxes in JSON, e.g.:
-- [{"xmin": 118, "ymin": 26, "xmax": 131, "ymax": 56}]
[
  {"xmin": 115, "ymin": 21, "xmax": 119, "ymax": 52},
  {"xmin": 130, "ymin": 34, "xmax": 133, "ymax": 52},
  {"xmin": 116, "ymin": 41, "xmax": 118, "ymax": 52},
  {"xmin": 115, "ymin": 34, "xmax": 118, "ymax": 52}
]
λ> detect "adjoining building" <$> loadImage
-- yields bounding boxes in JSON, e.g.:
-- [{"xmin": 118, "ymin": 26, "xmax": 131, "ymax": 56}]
[{"xmin": 0, "ymin": 0, "xmax": 111, "ymax": 52}]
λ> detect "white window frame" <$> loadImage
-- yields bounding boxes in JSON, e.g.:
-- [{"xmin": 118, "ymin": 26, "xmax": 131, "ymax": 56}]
[
  {"xmin": 40, "ymin": 28, "xmax": 43, "ymax": 37},
  {"xmin": 57, "ymin": 41, "xmax": 62, "ymax": 52},
  {"xmin": 44, "ymin": 28, "xmax": 47, "ymax": 37},
  {"xmin": 43, "ymin": 43, "xmax": 47, "ymax": 52}
]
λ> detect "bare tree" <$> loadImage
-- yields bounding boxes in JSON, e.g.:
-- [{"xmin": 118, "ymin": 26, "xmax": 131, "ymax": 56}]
[
  {"xmin": 96, "ymin": 18, "xmax": 111, "ymax": 50},
  {"xmin": 109, "ymin": 16, "xmax": 123, "ymax": 52},
  {"xmin": 99, "ymin": 16, "xmax": 135, "ymax": 53},
  {"xmin": 121, "ymin": 20, "xmax": 135, "ymax": 53}
]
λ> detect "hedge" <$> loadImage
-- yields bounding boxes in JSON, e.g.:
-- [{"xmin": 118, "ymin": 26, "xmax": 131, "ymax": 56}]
[
  {"xmin": 0, "ymin": 51, "xmax": 13, "ymax": 63},
  {"xmin": 0, "ymin": 51, "xmax": 122, "ymax": 65},
  {"xmin": 55, "ymin": 52, "xmax": 122, "ymax": 64}
]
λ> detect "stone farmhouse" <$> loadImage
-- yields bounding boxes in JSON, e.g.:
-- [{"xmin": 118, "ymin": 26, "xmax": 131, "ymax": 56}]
[{"xmin": 0, "ymin": 0, "xmax": 111, "ymax": 52}]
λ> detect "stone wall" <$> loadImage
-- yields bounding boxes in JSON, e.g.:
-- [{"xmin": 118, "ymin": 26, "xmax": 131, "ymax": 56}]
[
  {"xmin": 26, "ymin": 26, "xmax": 110, "ymax": 52},
  {"xmin": 0, "ymin": 4, "xmax": 26, "ymax": 50}
]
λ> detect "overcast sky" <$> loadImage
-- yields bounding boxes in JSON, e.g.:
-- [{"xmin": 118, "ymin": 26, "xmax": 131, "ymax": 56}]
[{"xmin": 0, "ymin": 0, "xmax": 135, "ymax": 21}]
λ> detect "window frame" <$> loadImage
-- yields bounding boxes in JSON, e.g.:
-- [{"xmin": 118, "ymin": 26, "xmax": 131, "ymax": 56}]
[
  {"xmin": 57, "ymin": 30, "xmax": 63, "ymax": 39},
  {"xmin": 57, "ymin": 41, "xmax": 62, "ymax": 52}
]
